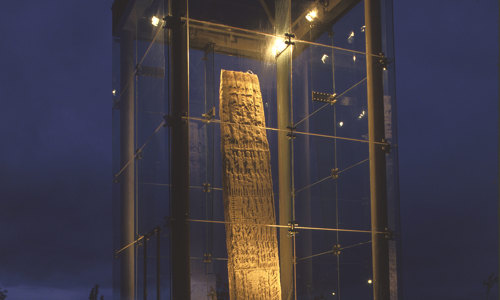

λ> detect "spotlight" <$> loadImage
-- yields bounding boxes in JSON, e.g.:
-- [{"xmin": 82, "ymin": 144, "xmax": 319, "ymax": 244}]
[
  {"xmin": 305, "ymin": 9, "xmax": 318, "ymax": 22},
  {"xmin": 321, "ymin": 54, "xmax": 329, "ymax": 64},
  {"xmin": 367, "ymin": 279, "xmax": 373, "ymax": 285},
  {"xmin": 151, "ymin": 16, "xmax": 160, "ymax": 27},
  {"xmin": 338, "ymin": 121, "xmax": 344, "ymax": 127},
  {"xmin": 112, "ymin": 89, "xmax": 116, "ymax": 96},
  {"xmin": 352, "ymin": 55, "xmax": 356, "ymax": 62},
  {"xmin": 271, "ymin": 38, "xmax": 287, "ymax": 56}
]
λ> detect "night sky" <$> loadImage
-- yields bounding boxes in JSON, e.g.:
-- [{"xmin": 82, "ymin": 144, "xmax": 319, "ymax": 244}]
[{"xmin": 0, "ymin": 1, "xmax": 497, "ymax": 300}]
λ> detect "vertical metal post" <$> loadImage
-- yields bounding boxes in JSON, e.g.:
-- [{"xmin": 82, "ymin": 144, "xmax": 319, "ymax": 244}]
[
  {"xmin": 364, "ymin": 0, "xmax": 390, "ymax": 299},
  {"xmin": 276, "ymin": 0, "xmax": 293, "ymax": 299},
  {"xmin": 203, "ymin": 44, "xmax": 215, "ymax": 272},
  {"xmin": 120, "ymin": 28, "xmax": 135, "ymax": 300},
  {"xmin": 144, "ymin": 237, "xmax": 148, "ymax": 300},
  {"xmin": 170, "ymin": 0, "xmax": 191, "ymax": 298},
  {"xmin": 301, "ymin": 61, "xmax": 313, "ymax": 295}
]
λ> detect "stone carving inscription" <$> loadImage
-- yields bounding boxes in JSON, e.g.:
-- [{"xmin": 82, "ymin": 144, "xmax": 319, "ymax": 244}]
[{"xmin": 219, "ymin": 70, "xmax": 281, "ymax": 299}]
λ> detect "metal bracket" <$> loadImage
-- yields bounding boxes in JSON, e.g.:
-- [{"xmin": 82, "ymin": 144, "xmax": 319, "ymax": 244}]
[
  {"xmin": 288, "ymin": 221, "xmax": 299, "ymax": 237},
  {"xmin": 312, "ymin": 91, "xmax": 337, "ymax": 105},
  {"xmin": 384, "ymin": 227, "xmax": 394, "ymax": 240},
  {"xmin": 286, "ymin": 125, "xmax": 296, "ymax": 140},
  {"xmin": 284, "ymin": 33, "xmax": 295, "ymax": 46},
  {"xmin": 163, "ymin": 15, "xmax": 184, "ymax": 29},
  {"xmin": 330, "ymin": 168, "xmax": 339, "ymax": 179},
  {"xmin": 202, "ymin": 183, "xmax": 212, "ymax": 193},
  {"xmin": 202, "ymin": 107, "xmax": 216, "ymax": 123},
  {"xmin": 202, "ymin": 252, "xmax": 213, "ymax": 264},
  {"xmin": 135, "ymin": 149, "xmax": 143, "ymax": 160},
  {"xmin": 377, "ymin": 52, "xmax": 390, "ymax": 71},
  {"xmin": 275, "ymin": 33, "xmax": 295, "ymax": 58},
  {"xmin": 381, "ymin": 138, "xmax": 391, "ymax": 154},
  {"xmin": 332, "ymin": 244, "xmax": 341, "ymax": 256},
  {"xmin": 163, "ymin": 113, "xmax": 188, "ymax": 127}
]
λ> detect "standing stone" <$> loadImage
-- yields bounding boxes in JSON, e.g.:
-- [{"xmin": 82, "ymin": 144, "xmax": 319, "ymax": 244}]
[{"xmin": 219, "ymin": 70, "xmax": 282, "ymax": 300}]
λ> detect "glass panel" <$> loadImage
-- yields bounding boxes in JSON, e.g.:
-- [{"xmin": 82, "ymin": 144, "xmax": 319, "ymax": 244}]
[
  {"xmin": 295, "ymin": 230, "xmax": 373, "ymax": 299},
  {"xmin": 292, "ymin": 42, "xmax": 368, "ymax": 140},
  {"xmin": 331, "ymin": 0, "xmax": 366, "ymax": 53},
  {"xmin": 111, "ymin": 37, "xmax": 121, "ymax": 300},
  {"xmin": 133, "ymin": 1, "xmax": 170, "ymax": 240},
  {"xmin": 187, "ymin": 119, "xmax": 280, "ymax": 220},
  {"xmin": 113, "ymin": 1, "xmax": 171, "ymax": 300},
  {"xmin": 188, "ymin": 0, "xmax": 275, "ymax": 34},
  {"xmin": 188, "ymin": 45, "xmax": 278, "ymax": 123},
  {"xmin": 113, "ymin": 0, "xmax": 399, "ymax": 299},
  {"xmin": 291, "ymin": 0, "xmax": 366, "ymax": 51},
  {"xmin": 189, "ymin": 221, "xmax": 231, "ymax": 298}
]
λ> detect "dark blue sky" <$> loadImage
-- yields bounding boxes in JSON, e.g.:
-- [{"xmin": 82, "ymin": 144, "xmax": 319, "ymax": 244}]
[
  {"xmin": 0, "ymin": 1, "xmax": 113, "ymax": 299},
  {"xmin": 396, "ymin": 1, "xmax": 498, "ymax": 299},
  {"xmin": 0, "ymin": 1, "xmax": 497, "ymax": 300}
]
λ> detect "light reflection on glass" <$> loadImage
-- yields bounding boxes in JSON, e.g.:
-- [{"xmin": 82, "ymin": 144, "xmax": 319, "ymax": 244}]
[
  {"xmin": 358, "ymin": 110, "xmax": 366, "ymax": 119},
  {"xmin": 347, "ymin": 30, "xmax": 355, "ymax": 43},
  {"xmin": 321, "ymin": 54, "xmax": 329, "ymax": 64}
]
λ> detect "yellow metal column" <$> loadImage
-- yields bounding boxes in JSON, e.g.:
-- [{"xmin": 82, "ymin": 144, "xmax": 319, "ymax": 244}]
[
  {"xmin": 365, "ymin": 0, "xmax": 390, "ymax": 299},
  {"xmin": 276, "ymin": 0, "xmax": 294, "ymax": 299}
]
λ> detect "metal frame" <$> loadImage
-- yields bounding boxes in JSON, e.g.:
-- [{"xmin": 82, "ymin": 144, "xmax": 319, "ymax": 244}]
[
  {"xmin": 112, "ymin": 0, "xmax": 397, "ymax": 299},
  {"xmin": 364, "ymin": 0, "xmax": 391, "ymax": 299},
  {"xmin": 119, "ymin": 28, "xmax": 135, "ymax": 300}
]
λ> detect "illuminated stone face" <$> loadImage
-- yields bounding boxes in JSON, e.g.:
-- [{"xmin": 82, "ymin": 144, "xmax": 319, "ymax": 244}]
[{"xmin": 220, "ymin": 70, "xmax": 282, "ymax": 299}]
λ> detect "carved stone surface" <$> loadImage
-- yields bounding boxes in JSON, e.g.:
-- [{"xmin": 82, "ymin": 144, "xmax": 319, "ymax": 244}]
[{"xmin": 219, "ymin": 70, "xmax": 282, "ymax": 300}]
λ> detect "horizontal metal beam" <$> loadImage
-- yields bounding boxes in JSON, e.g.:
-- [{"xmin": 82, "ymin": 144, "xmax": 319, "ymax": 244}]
[{"xmin": 113, "ymin": 0, "xmax": 360, "ymax": 60}]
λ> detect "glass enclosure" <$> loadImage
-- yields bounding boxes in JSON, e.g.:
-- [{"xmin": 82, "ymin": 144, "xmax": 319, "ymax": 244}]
[{"xmin": 112, "ymin": 0, "xmax": 400, "ymax": 299}]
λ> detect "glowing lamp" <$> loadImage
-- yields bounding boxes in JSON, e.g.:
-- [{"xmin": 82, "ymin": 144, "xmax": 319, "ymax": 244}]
[
  {"xmin": 271, "ymin": 38, "xmax": 287, "ymax": 56},
  {"xmin": 151, "ymin": 16, "xmax": 160, "ymax": 27},
  {"xmin": 305, "ymin": 9, "xmax": 318, "ymax": 22}
]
